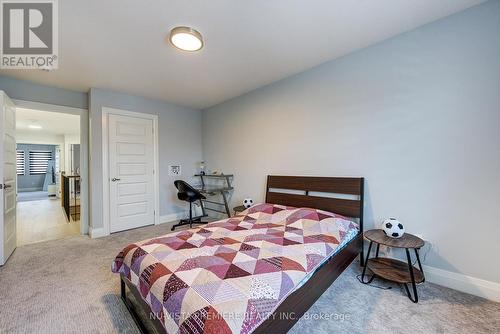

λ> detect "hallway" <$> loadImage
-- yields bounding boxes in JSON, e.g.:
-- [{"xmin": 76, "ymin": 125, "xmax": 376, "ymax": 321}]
[{"xmin": 16, "ymin": 198, "xmax": 80, "ymax": 246}]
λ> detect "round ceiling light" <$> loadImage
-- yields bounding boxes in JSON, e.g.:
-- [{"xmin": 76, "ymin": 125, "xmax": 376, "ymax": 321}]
[{"xmin": 169, "ymin": 26, "xmax": 203, "ymax": 52}]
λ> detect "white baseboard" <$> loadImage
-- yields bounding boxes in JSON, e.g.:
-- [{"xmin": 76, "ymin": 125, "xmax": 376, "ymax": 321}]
[
  {"xmin": 424, "ymin": 265, "xmax": 500, "ymax": 303},
  {"xmin": 90, "ymin": 213, "xmax": 186, "ymax": 238},
  {"xmin": 89, "ymin": 226, "xmax": 106, "ymax": 239}
]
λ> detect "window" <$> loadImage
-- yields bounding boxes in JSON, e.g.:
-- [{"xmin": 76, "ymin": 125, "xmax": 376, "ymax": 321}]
[
  {"xmin": 29, "ymin": 150, "xmax": 52, "ymax": 175},
  {"xmin": 16, "ymin": 150, "xmax": 25, "ymax": 175}
]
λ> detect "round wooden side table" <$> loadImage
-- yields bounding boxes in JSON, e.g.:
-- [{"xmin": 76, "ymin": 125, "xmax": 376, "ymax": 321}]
[
  {"xmin": 233, "ymin": 205, "xmax": 246, "ymax": 216},
  {"xmin": 361, "ymin": 229, "xmax": 425, "ymax": 303}
]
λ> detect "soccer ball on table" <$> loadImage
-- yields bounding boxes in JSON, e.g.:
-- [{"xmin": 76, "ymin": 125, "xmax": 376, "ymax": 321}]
[
  {"xmin": 381, "ymin": 218, "xmax": 405, "ymax": 238},
  {"xmin": 243, "ymin": 198, "xmax": 254, "ymax": 208}
]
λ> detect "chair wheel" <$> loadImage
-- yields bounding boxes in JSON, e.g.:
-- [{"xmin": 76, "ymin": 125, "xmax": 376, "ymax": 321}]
[{"xmin": 171, "ymin": 226, "xmax": 175, "ymax": 231}]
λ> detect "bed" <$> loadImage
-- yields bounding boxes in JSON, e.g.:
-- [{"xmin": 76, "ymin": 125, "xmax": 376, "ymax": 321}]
[{"xmin": 112, "ymin": 175, "xmax": 364, "ymax": 334}]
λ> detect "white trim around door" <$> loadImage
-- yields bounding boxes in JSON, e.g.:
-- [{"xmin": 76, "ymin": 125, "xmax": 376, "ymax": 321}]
[{"xmin": 101, "ymin": 107, "xmax": 160, "ymax": 236}]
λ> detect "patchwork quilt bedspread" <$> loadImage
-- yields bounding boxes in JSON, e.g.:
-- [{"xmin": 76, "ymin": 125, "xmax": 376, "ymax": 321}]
[{"xmin": 112, "ymin": 203, "xmax": 359, "ymax": 334}]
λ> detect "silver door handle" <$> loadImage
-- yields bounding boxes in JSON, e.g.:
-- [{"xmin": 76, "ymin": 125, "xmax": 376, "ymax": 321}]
[{"xmin": 111, "ymin": 178, "xmax": 121, "ymax": 182}]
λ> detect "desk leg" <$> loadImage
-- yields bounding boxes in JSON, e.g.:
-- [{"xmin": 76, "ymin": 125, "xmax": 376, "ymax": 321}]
[
  {"xmin": 221, "ymin": 191, "xmax": 230, "ymax": 217},
  {"xmin": 360, "ymin": 241, "xmax": 375, "ymax": 284},
  {"xmin": 200, "ymin": 199, "xmax": 206, "ymax": 217}
]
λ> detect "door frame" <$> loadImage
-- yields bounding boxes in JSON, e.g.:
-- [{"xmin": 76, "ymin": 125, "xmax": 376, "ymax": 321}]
[
  {"xmin": 101, "ymin": 107, "xmax": 159, "ymax": 236},
  {"xmin": 0, "ymin": 91, "xmax": 16, "ymax": 265},
  {"xmin": 13, "ymin": 99, "xmax": 90, "ymax": 236}
]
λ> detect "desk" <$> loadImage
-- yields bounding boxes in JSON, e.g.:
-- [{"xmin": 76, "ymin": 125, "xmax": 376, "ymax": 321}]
[{"xmin": 195, "ymin": 174, "xmax": 233, "ymax": 217}]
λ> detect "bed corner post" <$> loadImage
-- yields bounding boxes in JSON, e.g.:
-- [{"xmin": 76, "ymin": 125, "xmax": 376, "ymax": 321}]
[
  {"xmin": 265, "ymin": 175, "xmax": 271, "ymax": 203},
  {"xmin": 359, "ymin": 177, "xmax": 365, "ymax": 267},
  {"xmin": 120, "ymin": 274, "xmax": 126, "ymax": 301}
]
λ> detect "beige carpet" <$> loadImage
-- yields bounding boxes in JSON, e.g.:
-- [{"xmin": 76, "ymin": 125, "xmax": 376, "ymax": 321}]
[{"xmin": 0, "ymin": 223, "xmax": 499, "ymax": 334}]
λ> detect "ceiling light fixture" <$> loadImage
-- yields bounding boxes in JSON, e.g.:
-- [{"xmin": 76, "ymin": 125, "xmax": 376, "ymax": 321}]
[
  {"xmin": 169, "ymin": 26, "xmax": 204, "ymax": 52},
  {"xmin": 28, "ymin": 124, "xmax": 42, "ymax": 129}
]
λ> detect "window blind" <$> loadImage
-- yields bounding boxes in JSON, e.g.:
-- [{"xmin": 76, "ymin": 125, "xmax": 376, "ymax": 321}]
[
  {"xmin": 29, "ymin": 150, "xmax": 52, "ymax": 175},
  {"xmin": 16, "ymin": 150, "xmax": 25, "ymax": 175}
]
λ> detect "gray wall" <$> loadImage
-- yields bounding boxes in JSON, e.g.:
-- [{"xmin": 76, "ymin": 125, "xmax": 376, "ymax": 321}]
[
  {"xmin": 89, "ymin": 88, "xmax": 203, "ymax": 229},
  {"xmin": 0, "ymin": 76, "xmax": 87, "ymax": 109},
  {"xmin": 16, "ymin": 144, "xmax": 56, "ymax": 192},
  {"xmin": 203, "ymin": 1, "xmax": 500, "ymax": 283}
]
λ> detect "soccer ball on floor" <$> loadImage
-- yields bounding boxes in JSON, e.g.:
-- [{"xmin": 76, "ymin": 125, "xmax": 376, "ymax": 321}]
[
  {"xmin": 243, "ymin": 198, "xmax": 254, "ymax": 208},
  {"xmin": 382, "ymin": 218, "xmax": 405, "ymax": 238}
]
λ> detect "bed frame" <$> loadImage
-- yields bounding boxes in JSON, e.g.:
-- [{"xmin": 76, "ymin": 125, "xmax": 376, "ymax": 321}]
[{"xmin": 120, "ymin": 175, "xmax": 364, "ymax": 334}]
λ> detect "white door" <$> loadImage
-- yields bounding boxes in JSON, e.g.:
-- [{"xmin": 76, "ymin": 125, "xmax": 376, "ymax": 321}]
[
  {"xmin": 108, "ymin": 113, "xmax": 155, "ymax": 233},
  {"xmin": 0, "ymin": 92, "xmax": 17, "ymax": 265}
]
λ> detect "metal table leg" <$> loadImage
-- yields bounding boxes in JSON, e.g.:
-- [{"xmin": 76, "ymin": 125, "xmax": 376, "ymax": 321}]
[
  {"xmin": 414, "ymin": 248, "xmax": 425, "ymax": 283},
  {"xmin": 404, "ymin": 248, "xmax": 419, "ymax": 303},
  {"xmin": 360, "ymin": 241, "xmax": 375, "ymax": 284}
]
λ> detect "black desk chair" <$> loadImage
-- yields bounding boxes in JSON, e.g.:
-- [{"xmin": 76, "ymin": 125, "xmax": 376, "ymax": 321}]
[{"xmin": 171, "ymin": 180, "xmax": 208, "ymax": 231}]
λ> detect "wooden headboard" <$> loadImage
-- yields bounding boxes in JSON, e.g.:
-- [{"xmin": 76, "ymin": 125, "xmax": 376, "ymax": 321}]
[{"xmin": 265, "ymin": 175, "xmax": 364, "ymax": 230}]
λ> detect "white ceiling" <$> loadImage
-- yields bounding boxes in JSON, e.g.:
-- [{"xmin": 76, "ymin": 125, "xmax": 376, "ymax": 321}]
[
  {"xmin": 0, "ymin": 0, "xmax": 484, "ymax": 109},
  {"xmin": 16, "ymin": 108, "xmax": 80, "ymax": 135}
]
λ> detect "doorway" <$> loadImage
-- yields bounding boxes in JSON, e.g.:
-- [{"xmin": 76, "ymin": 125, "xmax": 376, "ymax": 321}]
[
  {"xmin": 15, "ymin": 108, "xmax": 81, "ymax": 245},
  {"xmin": 1, "ymin": 92, "xmax": 89, "ymax": 264}
]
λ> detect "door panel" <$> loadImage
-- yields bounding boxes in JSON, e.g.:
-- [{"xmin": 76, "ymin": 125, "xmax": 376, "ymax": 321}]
[
  {"xmin": 117, "ymin": 142, "xmax": 146, "ymax": 155},
  {"xmin": 118, "ymin": 182, "xmax": 147, "ymax": 197},
  {"xmin": 108, "ymin": 114, "xmax": 154, "ymax": 233},
  {"xmin": 0, "ymin": 92, "xmax": 16, "ymax": 265},
  {"xmin": 118, "ymin": 201, "xmax": 148, "ymax": 217},
  {"xmin": 118, "ymin": 163, "xmax": 147, "ymax": 176}
]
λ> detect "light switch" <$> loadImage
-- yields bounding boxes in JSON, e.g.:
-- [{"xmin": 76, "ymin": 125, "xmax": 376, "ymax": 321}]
[{"xmin": 168, "ymin": 165, "xmax": 181, "ymax": 176}]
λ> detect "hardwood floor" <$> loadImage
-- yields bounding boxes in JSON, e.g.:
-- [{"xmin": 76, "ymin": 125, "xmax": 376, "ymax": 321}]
[{"xmin": 16, "ymin": 198, "xmax": 80, "ymax": 246}]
